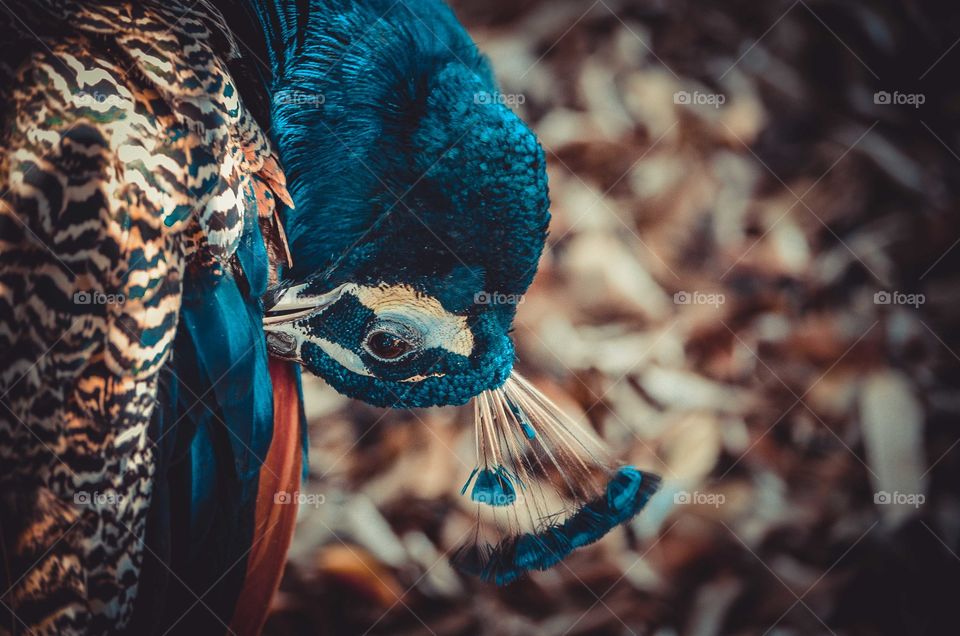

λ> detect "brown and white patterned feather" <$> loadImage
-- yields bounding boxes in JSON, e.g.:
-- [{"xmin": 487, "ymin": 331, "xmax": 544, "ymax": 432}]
[{"xmin": 0, "ymin": 2, "xmax": 290, "ymax": 633}]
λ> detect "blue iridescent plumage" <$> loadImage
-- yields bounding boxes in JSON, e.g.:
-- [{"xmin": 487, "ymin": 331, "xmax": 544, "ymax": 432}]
[
  {"xmin": 237, "ymin": 0, "xmax": 660, "ymax": 592},
  {"xmin": 255, "ymin": 0, "xmax": 549, "ymax": 408}
]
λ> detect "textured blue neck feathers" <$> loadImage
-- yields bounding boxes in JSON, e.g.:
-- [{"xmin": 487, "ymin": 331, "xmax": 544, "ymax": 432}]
[
  {"xmin": 240, "ymin": 0, "xmax": 549, "ymax": 308},
  {"xmin": 249, "ymin": 0, "xmax": 498, "ymax": 278},
  {"xmin": 245, "ymin": 0, "xmax": 308, "ymax": 70}
]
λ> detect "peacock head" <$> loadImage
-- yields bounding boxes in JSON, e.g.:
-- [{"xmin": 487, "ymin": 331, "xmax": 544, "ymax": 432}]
[{"xmin": 261, "ymin": 22, "xmax": 549, "ymax": 407}]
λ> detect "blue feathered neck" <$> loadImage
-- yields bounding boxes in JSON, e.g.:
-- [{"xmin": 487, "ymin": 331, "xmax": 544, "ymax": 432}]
[{"xmin": 246, "ymin": 0, "xmax": 550, "ymax": 303}]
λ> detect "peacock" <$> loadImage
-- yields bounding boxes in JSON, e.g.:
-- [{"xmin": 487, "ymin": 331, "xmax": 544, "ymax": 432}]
[{"xmin": 0, "ymin": 0, "xmax": 661, "ymax": 634}]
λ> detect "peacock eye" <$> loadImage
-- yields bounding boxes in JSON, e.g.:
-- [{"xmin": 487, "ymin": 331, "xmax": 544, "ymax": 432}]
[{"xmin": 365, "ymin": 329, "xmax": 414, "ymax": 361}]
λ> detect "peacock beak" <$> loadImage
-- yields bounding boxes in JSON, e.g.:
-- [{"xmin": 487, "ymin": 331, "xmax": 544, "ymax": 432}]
[
  {"xmin": 263, "ymin": 282, "xmax": 352, "ymax": 325},
  {"xmin": 262, "ymin": 282, "xmax": 350, "ymax": 360}
]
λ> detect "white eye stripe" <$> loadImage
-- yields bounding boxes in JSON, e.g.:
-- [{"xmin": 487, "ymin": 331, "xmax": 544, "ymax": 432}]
[
  {"xmin": 307, "ymin": 336, "xmax": 373, "ymax": 377},
  {"xmin": 352, "ymin": 284, "xmax": 474, "ymax": 357}
]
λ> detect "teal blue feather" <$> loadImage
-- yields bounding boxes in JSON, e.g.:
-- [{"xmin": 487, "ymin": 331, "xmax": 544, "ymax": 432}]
[
  {"xmin": 135, "ymin": 196, "xmax": 297, "ymax": 630},
  {"xmin": 470, "ymin": 467, "xmax": 517, "ymax": 507}
]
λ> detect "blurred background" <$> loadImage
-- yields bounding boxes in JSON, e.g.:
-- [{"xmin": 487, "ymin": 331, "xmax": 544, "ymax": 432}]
[{"xmin": 266, "ymin": 1, "xmax": 960, "ymax": 634}]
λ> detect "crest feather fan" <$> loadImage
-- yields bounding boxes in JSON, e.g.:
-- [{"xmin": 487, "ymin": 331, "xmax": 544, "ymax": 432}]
[{"xmin": 454, "ymin": 372, "xmax": 661, "ymax": 585}]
